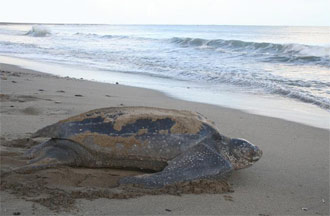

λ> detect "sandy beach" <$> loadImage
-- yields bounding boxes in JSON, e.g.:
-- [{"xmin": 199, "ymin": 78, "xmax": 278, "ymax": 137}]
[{"xmin": 0, "ymin": 63, "xmax": 329, "ymax": 215}]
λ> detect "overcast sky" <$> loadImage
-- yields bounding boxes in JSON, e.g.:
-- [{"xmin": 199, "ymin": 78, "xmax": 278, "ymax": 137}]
[{"xmin": 1, "ymin": 0, "xmax": 329, "ymax": 26}]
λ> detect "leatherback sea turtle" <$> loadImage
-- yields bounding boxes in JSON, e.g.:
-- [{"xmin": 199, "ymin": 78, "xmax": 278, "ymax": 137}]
[{"xmin": 11, "ymin": 107, "xmax": 262, "ymax": 188}]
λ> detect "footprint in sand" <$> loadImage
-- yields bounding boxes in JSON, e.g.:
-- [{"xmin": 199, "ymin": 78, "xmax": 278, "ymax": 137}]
[{"xmin": 21, "ymin": 107, "xmax": 41, "ymax": 115}]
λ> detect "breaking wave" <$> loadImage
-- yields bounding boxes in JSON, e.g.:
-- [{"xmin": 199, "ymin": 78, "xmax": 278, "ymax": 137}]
[
  {"xmin": 171, "ymin": 37, "xmax": 330, "ymax": 66},
  {"xmin": 25, "ymin": 25, "xmax": 51, "ymax": 37},
  {"xmin": 65, "ymin": 33, "xmax": 330, "ymax": 66}
]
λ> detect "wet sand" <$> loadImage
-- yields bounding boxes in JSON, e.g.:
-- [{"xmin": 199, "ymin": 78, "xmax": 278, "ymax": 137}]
[{"xmin": 0, "ymin": 63, "xmax": 329, "ymax": 215}]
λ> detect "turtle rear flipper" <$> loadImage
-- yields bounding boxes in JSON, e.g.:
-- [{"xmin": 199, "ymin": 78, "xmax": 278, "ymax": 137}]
[
  {"xmin": 119, "ymin": 137, "xmax": 233, "ymax": 188},
  {"xmin": 2, "ymin": 139, "xmax": 86, "ymax": 177},
  {"xmin": 24, "ymin": 138, "xmax": 57, "ymax": 159}
]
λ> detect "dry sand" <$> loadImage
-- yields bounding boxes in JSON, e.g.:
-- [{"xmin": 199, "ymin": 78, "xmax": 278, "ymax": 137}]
[{"xmin": 0, "ymin": 63, "xmax": 329, "ymax": 215}]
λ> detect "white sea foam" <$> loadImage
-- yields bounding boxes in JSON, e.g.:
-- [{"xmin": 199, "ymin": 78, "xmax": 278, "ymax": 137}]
[
  {"xmin": 25, "ymin": 25, "xmax": 51, "ymax": 37},
  {"xmin": 286, "ymin": 44, "xmax": 330, "ymax": 58}
]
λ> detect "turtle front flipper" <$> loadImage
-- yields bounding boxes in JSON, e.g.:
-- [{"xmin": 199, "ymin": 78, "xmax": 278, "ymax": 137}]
[
  {"xmin": 119, "ymin": 137, "xmax": 234, "ymax": 188},
  {"xmin": 2, "ymin": 139, "xmax": 89, "ymax": 177}
]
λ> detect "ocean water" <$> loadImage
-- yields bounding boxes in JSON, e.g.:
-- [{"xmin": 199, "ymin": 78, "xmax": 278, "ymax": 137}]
[{"xmin": 0, "ymin": 24, "xmax": 329, "ymax": 128}]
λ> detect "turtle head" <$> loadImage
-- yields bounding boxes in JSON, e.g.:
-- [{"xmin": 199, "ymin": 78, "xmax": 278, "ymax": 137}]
[{"xmin": 227, "ymin": 138, "xmax": 262, "ymax": 170}]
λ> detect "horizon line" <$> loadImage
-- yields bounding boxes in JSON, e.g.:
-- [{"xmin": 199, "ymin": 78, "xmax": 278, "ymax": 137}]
[{"xmin": 0, "ymin": 22, "xmax": 329, "ymax": 27}]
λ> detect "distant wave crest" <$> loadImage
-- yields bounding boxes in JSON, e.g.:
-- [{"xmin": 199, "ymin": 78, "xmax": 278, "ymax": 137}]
[
  {"xmin": 73, "ymin": 32, "xmax": 134, "ymax": 40},
  {"xmin": 25, "ymin": 25, "xmax": 51, "ymax": 37},
  {"xmin": 74, "ymin": 32, "xmax": 113, "ymax": 38},
  {"xmin": 171, "ymin": 37, "xmax": 330, "ymax": 66}
]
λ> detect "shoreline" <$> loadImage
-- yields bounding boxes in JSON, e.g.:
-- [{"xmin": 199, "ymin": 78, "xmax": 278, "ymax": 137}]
[
  {"xmin": 0, "ymin": 63, "xmax": 329, "ymax": 215},
  {"xmin": 0, "ymin": 55, "xmax": 329, "ymax": 130}
]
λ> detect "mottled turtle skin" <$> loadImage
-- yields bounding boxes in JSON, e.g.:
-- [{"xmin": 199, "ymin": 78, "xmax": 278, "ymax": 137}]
[{"xmin": 12, "ymin": 107, "xmax": 262, "ymax": 188}]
